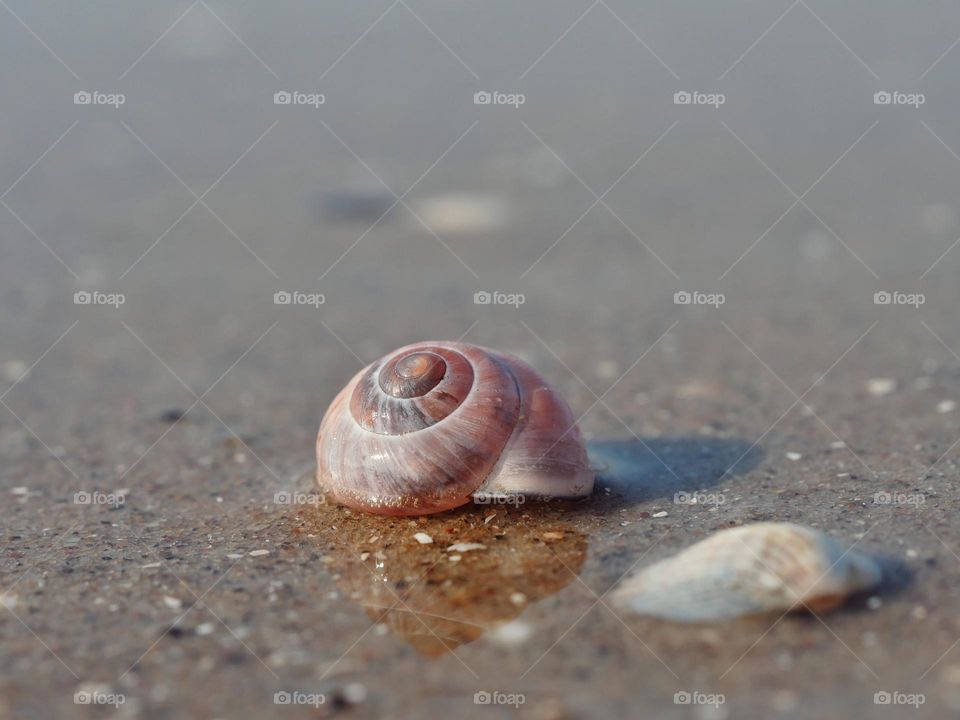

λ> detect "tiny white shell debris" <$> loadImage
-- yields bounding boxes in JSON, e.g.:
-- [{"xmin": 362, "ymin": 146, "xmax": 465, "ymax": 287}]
[
  {"xmin": 867, "ymin": 378, "xmax": 897, "ymax": 397},
  {"xmin": 610, "ymin": 522, "xmax": 883, "ymax": 622},
  {"xmin": 487, "ymin": 619, "xmax": 533, "ymax": 647},
  {"xmin": 446, "ymin": 542, "xmax": 486, "ymax": 553},
  {"xmin": 937, "ymin": 400, "xmax": 957, "ymax": 414},
  {"xmin": 651, "ymin": 511, "xmax": 668, "ymax": 518},
  {"xmin": 596, "ymin": 360, "xmax": 620, "ymax": 380},
  {"xmin": 785, "ymin": 452, "xmax": 802, "ymax": 461},
  {"xmin": 162, "ymin": 595, "xmax": 183, "ymax": 610},
  {"xmin": 0, "ymin": 593, "xmax": 18, "ymax": 610},
  {"xmin": 414, "ymin": 194, "xmax": 508, "ymax": 234},
  {"xmin": 249, "ymin": 549, "xmax": 270, "ymax": 557},
  {"xmin": 339, "ymin": 682, "xmax": 368, "ymax": 705},
  {"xmin": 1, "ymin": 360, "xmax": 29, "ymax": 384},
  {"xmin": 413, "ymin": 533, "xmax": 434, "ymax": 545}
]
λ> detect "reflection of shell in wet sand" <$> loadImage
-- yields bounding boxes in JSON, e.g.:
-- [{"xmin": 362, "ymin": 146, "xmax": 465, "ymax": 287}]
[
  {"xmin": 611, "ymin": 523, "xmax": 883, "ymax": 623},
  {"xmin": 305, "ymin": 503, "xmax": 587, "ymax": 656}
]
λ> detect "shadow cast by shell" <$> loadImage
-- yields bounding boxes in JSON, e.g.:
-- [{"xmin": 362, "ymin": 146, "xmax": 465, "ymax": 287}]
[{"xmin": 588, "ymin": 436, "xmax": 763, "ymax": 503}]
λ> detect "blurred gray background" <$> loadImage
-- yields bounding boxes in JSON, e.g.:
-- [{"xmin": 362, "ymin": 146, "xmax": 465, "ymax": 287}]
[{"xmin": 3, "ymin": 2, "xmax": 960, "ymax": 718}]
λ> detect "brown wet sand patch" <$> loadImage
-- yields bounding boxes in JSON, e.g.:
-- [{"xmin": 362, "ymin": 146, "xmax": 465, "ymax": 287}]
[{"xmin": 292, "ymin": 499, "xmax": 588, "ymax": 656}]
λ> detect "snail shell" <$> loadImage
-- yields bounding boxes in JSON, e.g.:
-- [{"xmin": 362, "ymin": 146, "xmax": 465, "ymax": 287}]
[
  {"xmin": 316, "ymin": 341, "xmax": 594, "ymax": 515},
  {"xmin": 610, "ymin": 522, "xmax": 883, "ymax": 622}
]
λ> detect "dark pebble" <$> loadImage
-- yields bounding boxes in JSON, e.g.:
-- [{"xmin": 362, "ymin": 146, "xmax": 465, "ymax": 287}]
[{"xmin": 159, "ymin": 408, "xmax": 186, "ymax": 423}]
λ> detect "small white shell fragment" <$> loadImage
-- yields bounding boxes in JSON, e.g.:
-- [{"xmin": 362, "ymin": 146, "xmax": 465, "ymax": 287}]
[
  {"xmin": 785, "ymin": 452, "xmax": 802, "ymax": 461},
  {"xmin": 1, "ymin": 360, "xmax": 29, "ymax": 384},
  {"xmin": 249, "ymin": 549, "xmax": 270, "ymax": 557},
  {"xmin": 196, "ymin": 622, "xmax": 215, "ymax": 635},
  {"xmin": 610, "ymin": 522, "xmax": 883, "ymax": 622},
  {"xmin": 0, "ymin": 593, "xmax": 18, "ymax": 610},
  {"xmin": 446, "ymin": 542, "xmax": 486, "ymax": 553},
  {"xmin": 340, "ymin": 682, "xmax": 368, "ymax": 705},
  {"xmin": 413, "ymin": 532, "xmax": 434, "ymax": 545},
  {"xmin": 487, "ymin": 619, "xmax": 533, "ymax": 647},
  {"xmin": 596, "ymin": 360, "xmax": 620, "ymax": 380},
  {"xmin": 413, "ymin": 193, "xmax": 508, "ymax": 234},
  {"xmin": 937, "ymin": 400, "xmax": 957, "ymax": 414},
  {"xmin": 652, "ymin": 511, "xmax": 668, "ymax": 518},
  {"xmin": 867, "ymin": 378, "xmax": 897, "ymax": 397},
  {"xmin": 162, "ymin": 595, "xmax": 182, "ymax": 610}
]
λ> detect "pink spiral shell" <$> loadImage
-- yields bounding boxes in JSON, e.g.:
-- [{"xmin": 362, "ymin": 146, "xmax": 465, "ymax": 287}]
[{"xmin": 315, "ymin": 341, "xmax": 594, "ymax": 515}]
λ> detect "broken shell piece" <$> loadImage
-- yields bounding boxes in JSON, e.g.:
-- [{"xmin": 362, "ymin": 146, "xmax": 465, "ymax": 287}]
[
  {"xmin": 446, "ymin": 543, "xmax": 486, "ymax": 553},
  {"xmin": 610, "ymin": 522, "xmax": 883, "ymax": 622}
]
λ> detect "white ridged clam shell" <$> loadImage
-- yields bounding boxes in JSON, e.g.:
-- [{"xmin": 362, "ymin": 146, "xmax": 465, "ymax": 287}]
[{"xmin": 610, "ymin": 523, "xmax": 882, "ymax": 622}]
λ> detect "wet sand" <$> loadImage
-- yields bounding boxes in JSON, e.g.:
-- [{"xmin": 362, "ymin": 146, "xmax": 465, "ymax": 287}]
[{"xmin": 4, "ymin": 2, "xmax": 960, "ymax": 718}]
